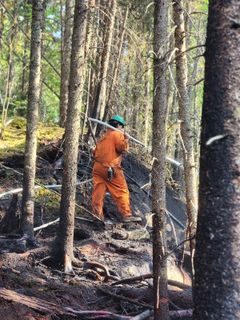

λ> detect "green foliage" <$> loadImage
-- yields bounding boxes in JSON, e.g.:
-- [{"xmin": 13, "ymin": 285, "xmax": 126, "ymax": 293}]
[{"xmin": 195, "ymin": 0, "xmax": 209, "ymax": 12}]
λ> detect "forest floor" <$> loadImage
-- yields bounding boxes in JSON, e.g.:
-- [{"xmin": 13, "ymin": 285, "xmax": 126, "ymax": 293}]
[{"xmin": 0, "ymin": 123, "xmax": 192, "ymax": 320}]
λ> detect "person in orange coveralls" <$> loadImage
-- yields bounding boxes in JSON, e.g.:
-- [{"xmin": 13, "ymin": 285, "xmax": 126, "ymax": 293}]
[{"xmin": 92, "ymin": 115, "xmax": 142, "ymax": 223}]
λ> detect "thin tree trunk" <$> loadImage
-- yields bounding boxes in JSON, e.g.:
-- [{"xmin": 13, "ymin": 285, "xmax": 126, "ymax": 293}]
[
  {"xmin": 55, "ymin": 0, "xmax": 88, "ymax": 273},
  {"xmin": 0, "ymin": 5, "xmax": 3, "ymax": 49},
  {"xmin": 102, "ymin": 6, "xmax": 128, "ymax": 122},
  {"xmin": 21, "ymin": 20, "xmax": 29, "ymax": 98},
  {"xmin": 144, "ymin": 54, "xmax": 152, "ymax": 146},
  {"xmin": 96, "ymin": 0, "xmax": 117, "ymax": 121},
  {"xmin": 152, "ymin": 1, "xmax": 169, "ymax": 319},
  {"xmin": 80, "ymin": 3, "xmax": 96, "ymax": 140},
  {"xmin": 39, "ymin": 3, "xmax": 47, "ymax": 121},
  {"xmin": 0, "ymin": 3, "xmax": 18, "ymax": 140},
  {"xmin": 173, "ymin": 0, "xmax": 197, "ymax": 266},
  {"xmin": 193, "ymin": 1, "xmax": 240, "ymax": 319},
  {"xmin": 59, "ymin": 0, "xmax": 75, "ymax": 127},
  {"xmin": 21, "ymin": 0, "xmax": 44, "ymax": 240}
]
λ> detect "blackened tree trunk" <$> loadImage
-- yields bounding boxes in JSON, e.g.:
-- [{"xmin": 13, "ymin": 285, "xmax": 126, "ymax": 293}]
[
  {"xmin": 151, "ymin": 0, "xmax": 169, "ymax": 319},
  {"xmin": 21, "ymin": 0, "xmax": 44, "ymax": 241},
  {"xmin": 193, "ymin": 1, "xmax": 240, "ymax": 319},
  {"xmin": 55, "ymin": 0, "xmax": 88, "ymax": 273},
  {"xmin": 59, "ymin": 0, "xmax": 74, "ymax": 127},
  {"xmin": 173, "ymin": 0, "xmax": 197, "ymax": 262}
]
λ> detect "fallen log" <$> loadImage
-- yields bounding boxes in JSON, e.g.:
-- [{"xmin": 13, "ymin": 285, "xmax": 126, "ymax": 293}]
[
  {"xmin": 0, "ymin": 287, "xmax": 192, "ymax": 319},
  {"xmin": 0, "ymin": 287, "xmax": 75, "ymax": 316},
  {"xmin": 112, "ymin": 286, "xmax": 192, "ymax": 310}
]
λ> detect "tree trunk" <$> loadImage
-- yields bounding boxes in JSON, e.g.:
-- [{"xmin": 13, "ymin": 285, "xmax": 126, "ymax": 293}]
[
  {"xmin": 96, "ymin": 0, "xmax": 117, "ymax": 122},
  {"xmin": 55, "ymin": 0, "xmax": 88, "ymax": 273},
  {"xmin": 173, "ymin": 0, "xmax": 197, "ymax": 264},
  {"xmin": 21, "ymin": 19, "xmax": 29, "ymax": 98},
  {"xmin": 151, "ymin": 1, "xmax": 169, "ymax": 319},
  {"xmin": 144, "ymin": 54, "xmax": 152, "ymax": 147},
  {"xmin": 193, "ymin": 2, "xmax": 240, "ymax": 320},
  {"xmin": 102, "ymin": 6, "xmax": 128, "ymax": 123},
  {"xmin": 59, "ymin": 0, "xmax": 74, "ymax": 127},
  {"xmin": 21, "ymin": 0, "xmax": 44, "ymax": 241},
  {"xmin": 0, "ymin": 3, "xmax": 18, "ymax": 140},
  {"xmin": 39, "ymin": 3, "xmax": 47, "ymax": 122}
]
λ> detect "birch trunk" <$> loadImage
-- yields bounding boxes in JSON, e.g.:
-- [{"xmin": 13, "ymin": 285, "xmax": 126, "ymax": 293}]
[
  {"xmin": 152, "ymin": 0, "xmax": 169, "ymax": 319},
  {"xmin": 21, "ymin": 0, "xmax": 44, "ymax": 240},
  {"xmin": 55, "ymin": 0, "xmax": 88, "ymax": 273}
]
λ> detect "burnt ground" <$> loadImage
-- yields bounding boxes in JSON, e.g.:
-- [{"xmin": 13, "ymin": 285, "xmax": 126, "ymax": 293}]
[{"xmin": 0, "ymin": 143, "xmax": 191, "ymax": 320}]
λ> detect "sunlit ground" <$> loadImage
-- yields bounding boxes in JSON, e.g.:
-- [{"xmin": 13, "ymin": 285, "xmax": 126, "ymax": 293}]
[{"xmin": 0, "ymin": 118, "xmax": 64, "ymax": 158}]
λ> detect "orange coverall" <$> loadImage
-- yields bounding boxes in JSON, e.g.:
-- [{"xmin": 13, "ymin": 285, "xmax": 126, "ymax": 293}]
[{"xmin": 92, "ymin": 129, "xmax": 131, "ymax": 220}]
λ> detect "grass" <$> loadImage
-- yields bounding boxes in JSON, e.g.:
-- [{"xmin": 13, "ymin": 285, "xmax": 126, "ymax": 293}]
[{"xmin": 0, "ymin": 117, "xmax": 64, "ymax": 159}]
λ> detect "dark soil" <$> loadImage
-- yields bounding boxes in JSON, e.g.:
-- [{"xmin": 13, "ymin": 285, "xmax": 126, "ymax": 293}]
[{"xmin": 0, "ymin": 143, "xmax": 191, "ymax": 320}]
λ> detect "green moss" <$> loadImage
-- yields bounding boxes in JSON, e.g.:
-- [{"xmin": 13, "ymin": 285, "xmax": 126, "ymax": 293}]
[{"xmin": 0, "ymin": 117, "xmax": 64, "ymax": 159}]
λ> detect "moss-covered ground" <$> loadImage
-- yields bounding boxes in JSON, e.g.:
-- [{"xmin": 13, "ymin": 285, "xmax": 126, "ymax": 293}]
[{"xmin": 0, "ymin": 117, "xmax": 64, "ymax": 159}]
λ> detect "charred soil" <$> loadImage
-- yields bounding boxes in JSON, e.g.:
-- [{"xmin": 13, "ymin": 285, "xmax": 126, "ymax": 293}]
[{"xmin": 0, "ymin": 142, "xmax": 191, "ymax": 319}]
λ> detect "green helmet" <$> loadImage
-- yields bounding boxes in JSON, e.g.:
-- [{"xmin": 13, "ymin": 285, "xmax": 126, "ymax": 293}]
[{"xmin": 110, "ymin": 115, "xmax": 125, "ymax": 126}]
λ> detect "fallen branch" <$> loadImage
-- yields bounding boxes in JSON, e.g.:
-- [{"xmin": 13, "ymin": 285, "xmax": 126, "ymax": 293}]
[
  {"xmin": 83, "ymin": 261, "xmax": 120, "ymax": 281},
  {"xmin": 169, "ymin": 309, "xmax": 192, "ymax": 319},
  {"xmin": 33, "ymin": 218, "xmax": 60, "ymax": 231},
  {"xmin": 0, "ymin": 287, "xmax": 75, "ymax": 316},
  {"xmin": 0, "ymin": 287, "xmax": 191, "ymax": 319},
  {"xmin": 0, "ymin": 287, "xmax": 151, "ymax": 320},
  {"xmin": 0, "ymin": 179, "xmax": 92, "ymax": 199},
  {"xmin": 0, "ymin": 163, "xmax": 103, "ymax": 224},
  {"xmin": 112, "ymin": 274, "xmax": 190, "ymax": 290},
  {"xmin": 34, "ymin": 216, "xmax": 94, "ymax": 232}
]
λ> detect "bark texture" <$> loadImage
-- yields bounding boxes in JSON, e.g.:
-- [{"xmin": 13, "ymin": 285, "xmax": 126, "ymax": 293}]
[
  {"xmin": 59, "ymin": 0, "xmax": 74, "ymax": 127},
  {"xmin": 56, "ymin": 0, "xmax": 88, "ymax": 273},
  {"xmin": 96, "ymin": 0, "xmax": 117, "ymax": 121},
  {"xmin": 173, "ymin": 0, "xmax": 198, "ymax": 259},
  {"xmin": 194, "ymin": 1, "xmax": 240, "ymax": 319},
  {"xmin": 151, "ymin": 0, "xmax": 169, "ymax": 319},
  {"xmin": 103, "ymin": 6, "xmax": 128, "ymax": 123},
  {"xmin": 21, "ymin": 0, "xmax": 43, "ymax": 239}
]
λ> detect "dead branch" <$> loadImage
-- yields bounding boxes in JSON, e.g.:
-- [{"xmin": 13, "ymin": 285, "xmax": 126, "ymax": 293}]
[
  {"xmin": 0, "ymin": 163, "xmax": 103, "ymax": 224},
  {"xmin": 131, "ymin": 309, "xmax": 153, "ymax": 320},
  {"xmin": 33, "ymin": 218, "xmax": 60, "ymax": 231},
  {"xmin": 169, "ymin": 309, "xmax": 192, "ymax": 319},
  {"xmin": 0, "ymin": 287, "xmax": 191, "ymax": 319},
  {"xmin": 0, "ymin": 287, "xmax": 75, "ymax": 316},
  {"xmin": 112, "ymin": 274, "xmax": 190, "ymax": 290},
  {"xmin": 0, "ymin": 180, "xmax": 92, "ymax": 199},
  {"xmin": 83, "ymin": 261, "xmax": 120, "ymax": 281}
]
